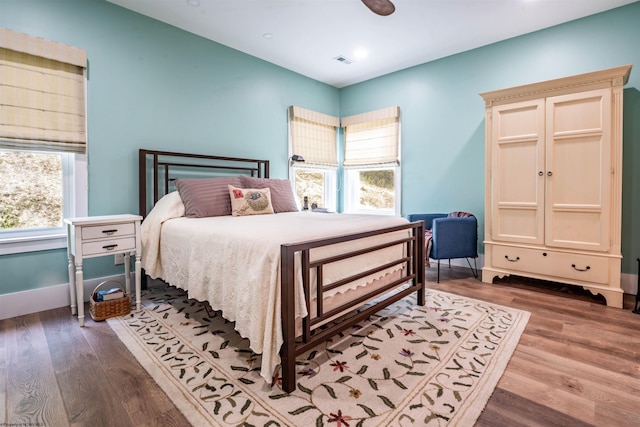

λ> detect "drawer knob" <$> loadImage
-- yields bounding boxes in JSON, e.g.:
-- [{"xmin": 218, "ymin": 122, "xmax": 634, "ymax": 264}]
[
  {"xmin": 571, "ymin": 264, "xmax": 590, "ymax": 272},
  {"xmin": 102, "ymin": 244, "xmax": 118, "ymax": 251},
  {"xmin": 102, "ymin": 229, "xmax": 118, "ymax": 235},
  {"xmin": 505, "ymin": 255, "xmax": 520, "ymax": 262}
]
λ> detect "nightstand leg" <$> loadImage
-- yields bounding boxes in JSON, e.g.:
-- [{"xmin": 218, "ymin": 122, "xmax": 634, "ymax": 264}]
[
  {"xmin": 68, "ymin": 255, "xmax": 77, "ymax": 316},
  {"xmin": 135, "ymin": 254, "xmax": 141, "ymax": 310},
  {"xmin": 124, "ymin": 252, "xmax": 132, "ymax": 297},
  {"xmin": 75, "ymin": 262, "xmax": 85, "ymax": 326}
]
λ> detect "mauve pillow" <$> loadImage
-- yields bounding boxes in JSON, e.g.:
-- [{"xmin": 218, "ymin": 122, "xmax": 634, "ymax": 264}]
[
  {"xmin": 175, "ymin": 176, "xmax": 242, "ymax": 218},
  {"xmin": 240, "ymin": 176, "xmax": 299, "ymax": 213}
]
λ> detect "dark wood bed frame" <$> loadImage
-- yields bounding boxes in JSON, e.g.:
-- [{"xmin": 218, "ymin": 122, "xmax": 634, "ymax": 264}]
[{"xmin": 138, "ymin": 149, "xmax": 425, "ymax": 392}]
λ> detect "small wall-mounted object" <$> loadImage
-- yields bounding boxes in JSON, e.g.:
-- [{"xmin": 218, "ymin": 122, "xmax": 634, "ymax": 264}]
[{"xmin": 290, "ymin": 154, "xmax": 305, "ymax": 164}]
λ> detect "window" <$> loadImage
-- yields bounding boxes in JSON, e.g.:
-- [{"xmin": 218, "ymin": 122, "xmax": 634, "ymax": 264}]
[
  {"xmin": 342, "ymin": 107, "xmax": 401, "ymax": 215},
  {"xmin": 292, "ymin": 167, "xmax": 337, "ymax": 211},
  {"xmin": 0, "ymin": 28, "xmax": 88, "ymax": 254},
  {"xmin": 288, "ymin": 106, "xmax": 339, "ymax": 211},
  {"xmin": 0, "ymin": 150, "xmax": 87, "ymax": 254},
  {"xmin": 344, "ymin": 166, "xmax": 399, "ymax": 214}
]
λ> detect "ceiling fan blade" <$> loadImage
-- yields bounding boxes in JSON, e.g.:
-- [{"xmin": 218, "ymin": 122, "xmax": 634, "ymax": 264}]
[{"xmin": 361, "ymin": 0, "xmax": 396, "ymax": 16}]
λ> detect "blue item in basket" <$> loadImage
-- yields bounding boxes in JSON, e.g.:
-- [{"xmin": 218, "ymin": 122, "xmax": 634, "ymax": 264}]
[{"xmin": 97, "ymin": 287, "xmax": 124, "ymax": 301}]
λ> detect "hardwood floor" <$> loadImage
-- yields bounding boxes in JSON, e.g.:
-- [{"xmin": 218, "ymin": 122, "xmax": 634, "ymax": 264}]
[{"xmin": 1, "ymin": 268, "xmax": 639, "ymax": 426}]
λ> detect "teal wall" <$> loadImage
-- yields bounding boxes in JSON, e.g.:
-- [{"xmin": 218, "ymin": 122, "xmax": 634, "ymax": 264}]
[
  {"xmin": 0, "ymin": 0, "xmax": 340, "ymax": 294},
  {"xmin": 340, "ymin": 2, "xmax": 640, "ymax": 276},
  {"xmin": 1, "ymin": 0, "xmax": 639, "ymax": 295}
]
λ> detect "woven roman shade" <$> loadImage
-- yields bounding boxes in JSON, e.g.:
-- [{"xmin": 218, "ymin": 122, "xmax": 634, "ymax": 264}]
[
  {"xmin": 0, "ymin": 28, "xmax": 87, "ymax": 153},
  {"xmin": 342, "ymin": 106, "xmax": 400, "ymax": 167},
  {"xmin": 289, "ymin": 106, "xmax": 339, "ymax": 167}
]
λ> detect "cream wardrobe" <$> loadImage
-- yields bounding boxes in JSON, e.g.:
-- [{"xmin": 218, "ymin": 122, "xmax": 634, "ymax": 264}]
[{"xmin": 480, "ymin": 65, "xmax": 632, "ymax": 308}]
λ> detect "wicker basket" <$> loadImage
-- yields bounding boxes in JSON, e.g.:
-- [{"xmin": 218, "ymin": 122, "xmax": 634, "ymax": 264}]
[{"xmin": 89, "ymin": 280, "xmax": 131, "ymax": 321}]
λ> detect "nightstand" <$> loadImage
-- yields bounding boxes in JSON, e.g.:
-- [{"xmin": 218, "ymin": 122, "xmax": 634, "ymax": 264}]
[{"xmin": 65, "ymin": 214, "xmax": 142, "ymax": 326}]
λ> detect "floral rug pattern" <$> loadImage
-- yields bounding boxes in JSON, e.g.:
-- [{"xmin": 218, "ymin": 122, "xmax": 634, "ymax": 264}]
[{"xmin": 108, "ymin": 284, "xmax": 529, "ymax": 426}]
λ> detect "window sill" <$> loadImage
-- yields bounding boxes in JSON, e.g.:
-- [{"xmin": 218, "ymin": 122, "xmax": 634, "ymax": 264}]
[{"xmin": 0, "ymin": 233, "xmax": 67, "ymax": 255}]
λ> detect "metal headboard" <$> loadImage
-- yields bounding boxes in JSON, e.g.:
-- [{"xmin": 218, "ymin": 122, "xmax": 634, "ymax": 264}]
[{"xmin": 138, "ymin": 149, "xmax": 270, "ymax": 217}]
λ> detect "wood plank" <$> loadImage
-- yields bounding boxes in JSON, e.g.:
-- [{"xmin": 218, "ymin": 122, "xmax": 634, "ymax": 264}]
[
  {"xmin": 79, "ymin": 313, "xmax": 191, "ymax": 426},
  {"xmin": 497, "ymin": 369, "xmax": 597, "ymax": 424},
  {"xmin": 478, "ymin": 388, "xmax": 594, "ymax": 427},
  {"xmin": 4, "ymin": 314, "xmax": 68, "ymax": 426},
  {"xmin": 518, "ymin": 334, "xmax": 640, "ymax": 380},
  {"xmin": 512, "ymin": 344, "xmax": 640, "ymax": 408},
  {"xmin": 39, "ymin": 306, "xmax": 135, "ymax": 426}
]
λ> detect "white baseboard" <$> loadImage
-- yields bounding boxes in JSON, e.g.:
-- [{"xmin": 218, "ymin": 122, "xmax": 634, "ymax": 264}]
[
  {"xmin": 1, "ymin": 264, "xmax": 637, "ymax": 321},
  {"xmin": 438, "ymin": 255, "xmax": 484, "ymax": 274},
  {"xmin": 621, "ymin": 272, "xmax": 638, "ymax": 295},
  {"xmin": 0, "ymin": 273, "xmax": 129, "ymax": 321}
]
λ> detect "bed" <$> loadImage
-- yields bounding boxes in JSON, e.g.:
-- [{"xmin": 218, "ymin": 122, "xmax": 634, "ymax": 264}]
[{"xmin": 138, "ymin": 149, "xmax": 425, "ymax": 392}]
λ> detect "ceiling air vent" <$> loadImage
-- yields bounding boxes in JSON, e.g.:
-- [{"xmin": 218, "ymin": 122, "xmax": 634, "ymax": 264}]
[{"xmin": 334, "ymin": 55, "xmax": 352, "ymax": 65}]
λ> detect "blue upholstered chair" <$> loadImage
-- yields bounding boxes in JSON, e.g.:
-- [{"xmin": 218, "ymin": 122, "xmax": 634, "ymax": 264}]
[{"xmin": 407, "ymin": 213, "xmax": 479, "ymax": 282}]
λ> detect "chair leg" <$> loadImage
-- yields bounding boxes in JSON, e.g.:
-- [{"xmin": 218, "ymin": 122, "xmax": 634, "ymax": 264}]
[
  {"xmin": 437, "ymin": 260, "xmax": 441, "ymax": 283},
  {"xmin": 466, "ymin": 257, "xmax": 479, "ymax": 278}
]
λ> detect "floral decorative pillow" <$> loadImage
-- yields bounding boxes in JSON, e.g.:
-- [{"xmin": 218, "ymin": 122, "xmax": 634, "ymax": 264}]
[{"xmin": 228, "ymin": 185, "xmax": 275, "ymax": 216}]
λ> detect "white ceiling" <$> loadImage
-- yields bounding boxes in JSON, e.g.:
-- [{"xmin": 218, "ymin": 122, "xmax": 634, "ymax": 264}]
[{"xmin": 106, "ymin": 0, "xmax": 637, "ymax": 88}]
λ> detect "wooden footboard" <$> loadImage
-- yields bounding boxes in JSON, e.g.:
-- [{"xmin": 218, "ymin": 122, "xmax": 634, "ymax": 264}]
[{"xmin": 280, "ymin": 220, "xmax": 425, "ymax": 393}]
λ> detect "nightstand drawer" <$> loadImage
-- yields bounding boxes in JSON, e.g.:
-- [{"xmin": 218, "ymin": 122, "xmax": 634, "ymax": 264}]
[
  {"xmin": 82, "ymin": 237, "xmax": 136, "ymax": 256},
  {"xmin": 81, "ymin": 223, "xmax": 135, "ymax": 240}
]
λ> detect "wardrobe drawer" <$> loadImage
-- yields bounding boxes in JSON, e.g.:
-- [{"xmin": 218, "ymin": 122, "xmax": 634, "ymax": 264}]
[
  {"xmin": 81, "ymin": 222, "xmax": 135, "ymax": 240},
  {"xmin": 491, "ymin": 246, "xmax": 609, "ymax": 285}
]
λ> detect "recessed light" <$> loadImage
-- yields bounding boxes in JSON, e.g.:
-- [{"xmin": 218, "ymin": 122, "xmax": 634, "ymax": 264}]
[
  {"xmin": 263, "ymin": 33, "xmax": 273, "ymax": 39},
  {"xmin": 186, "ymin": 0, "xmax": 200, "ymax": 7},
  {"xmin": 354, "ymin": 49, "xmax": 368, "ymax": 59}
]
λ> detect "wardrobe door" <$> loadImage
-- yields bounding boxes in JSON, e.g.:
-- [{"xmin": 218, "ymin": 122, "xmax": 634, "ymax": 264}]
[
  {"xmin": 545, "ymin": 88, "xmax": 612, "ymax": 251},
  {"xmin": 490, "ymin": 99, "xmax": 545, "ymax": 245}
]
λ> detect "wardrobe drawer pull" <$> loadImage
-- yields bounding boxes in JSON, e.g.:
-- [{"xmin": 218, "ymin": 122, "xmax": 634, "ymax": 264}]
[
  {"xmin": 571, "ymin": 264, "xmax": 590, "ymax": 272},
  {"xmin": 505, "ymin": 255, "xmax": 520, "ymax": 262}
]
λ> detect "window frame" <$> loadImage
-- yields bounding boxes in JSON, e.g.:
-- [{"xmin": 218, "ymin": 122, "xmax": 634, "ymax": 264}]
[
  {"xmin": 0, "ymin": 150, "xmax": 87, "ymax": 255},
  {"xmin": 0, "ymin": 28, "xmax": 88, "ymax": 255},
  {"xmin": 290, "ymin": 164, "xmax": 338, "ymax": 212},
  {"xmin": 342, "ymin": 106, "xmax": 401, "ymax": 216},
  {"xmin": 343, "ymin": 164, "xmax": 401, "ymax": 216}
]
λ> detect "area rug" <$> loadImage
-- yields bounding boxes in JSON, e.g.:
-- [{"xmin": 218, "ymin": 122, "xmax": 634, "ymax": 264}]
[{"xmin": 107, "ymin": 284, "xmax": 530, "ymax": 426}]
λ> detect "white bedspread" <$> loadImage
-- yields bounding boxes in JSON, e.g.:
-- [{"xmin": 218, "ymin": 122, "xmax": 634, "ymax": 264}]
[{"xmin": 141, "ymin": 192, "xmax": 411, "ymax": 382}]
